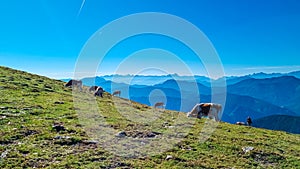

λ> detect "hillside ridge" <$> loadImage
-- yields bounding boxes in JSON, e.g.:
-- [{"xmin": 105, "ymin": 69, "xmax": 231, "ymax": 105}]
[{"xmin": 0, "ymin": 66, "xmax": 299, "ymax": 168}]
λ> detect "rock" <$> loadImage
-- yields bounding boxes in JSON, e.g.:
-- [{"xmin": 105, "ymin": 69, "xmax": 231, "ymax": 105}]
[
  {"xmin": 44, "ymin": 85, "xmax": 52, "ymax": 89},
  {"xmin": 82, "ymin": 140, "xmax": 99, "ymax": 144},
  {"xmin": 0, "ymin": 150, "xmax": 8, "ymax": 159},
  {"xmin": 0, "ymin": 106, "xmax": 8, "ymax": 110},
  {"xmin": 53, "ymin": 136, "xmax": 81, "ymax": 146},
  {"xmin": 44, "ymin": 89, "xmax": 54, "ymax": 92},
  {"xmin": 54, "ymin": 136, "xmax": 62, "ymax": 139},
  {"xmin": 147, "ymin": 131, "xmax": 161, "ymax": 138},
  {"xmin": 21, "ymin": 83, "xmax": 29, "ymax": 87},
  {"xmin": 109, "ymin": 162, "xmax": 129, "ymax": 168},
  {"xmin": 54, "ymin": 101, "xmax": 64, "ymax": 104},
  {"xmin": 52, "ymin": 124, "xmax": 66, "ymax": 132},
  {"xmin": 128, "ymin": 131, "xmax": 161, "ymax": 138},
  {"xmin": 147, "ymin": 132, "xmax": 157, "ymax": 138},
  {"xmin": 116, "ymin": 131, "xmax": 127, "ymax": 137},
  {"xmin": 242, "ymin": 146, "xmax": 254, "ymax": 153},
  {"xmin": 166, "ymin": 155, "xmax": 173, "ymax": 160},
  {"xmin": 162, "ymin": 122, "xmax": 169, "ymax": 127},
  {"xmin": 24, "ymin": 130, "xmax": 38, "ymax": 136},
  {"xmin": 24, "ymin": 77, "xmax": 31, "ymax": 81},
  {"xmin": 31, "ymin": 89, "xmax": 39, "ymax": 92},
  {"xmin": 54, "ymin": 135, "xmax": 71, "ymax": 139},
  {"xmin": 34, "ymin": 105, "xmax": 44, "ymax": 109}
]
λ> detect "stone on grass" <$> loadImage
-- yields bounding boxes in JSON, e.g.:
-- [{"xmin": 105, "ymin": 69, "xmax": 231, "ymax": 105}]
[
  {"xmin": 52, "ymin": 123, "xmax": 66, "ymax": 132},
  {"xmin": 0, "ymin": 150, "xmax": 8, "ymax": 159},
  {"xmin": 116, "ymin": 131, "xmax": 127, "ymax": 137},
  {"xmin": 166, "ymin": 155, "xmax": 173, "ymax": 160},
  {"xmin": 242, "ymin": 146, "xmax": 254, "ymax": 153}
]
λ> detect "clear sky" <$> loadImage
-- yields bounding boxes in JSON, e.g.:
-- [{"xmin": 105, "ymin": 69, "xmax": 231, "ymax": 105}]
[{"xmin": 0, "ymin": 0, "xmax": 300, "ymax": 79}]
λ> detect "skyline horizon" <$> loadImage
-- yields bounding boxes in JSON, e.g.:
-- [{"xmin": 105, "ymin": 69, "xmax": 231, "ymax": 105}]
[
  {"xmin": 1, "ymin": 1, "xmax": 299, "ymax": 80},
  {"xmin": 5, "ymin": 65, "xmax": 298, "ymax": 80}
]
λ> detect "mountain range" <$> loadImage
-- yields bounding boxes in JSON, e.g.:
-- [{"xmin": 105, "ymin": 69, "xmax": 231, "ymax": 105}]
[
  {"xmin": 75, "ymin": 70, "xmax": 300, "ymax": 86},
  {"xmin": 71, "ymin": 71, "xmax": 300, "ymax": 134},
  {"xmin": 253, "ymin": 115, "xmax": 300, "ymax": 134}
]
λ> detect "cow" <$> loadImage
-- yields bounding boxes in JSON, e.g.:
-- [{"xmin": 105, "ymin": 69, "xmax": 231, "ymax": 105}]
[
  {"xmin": 65, "ymin": 80, "xmax": 82, "ymax": 91},
  {"xmin": 112, "ymin": 90, "xmax": 121, "ymax": 96},
  {"xmin": 236, "ymin": 122, "xmax": 245, "ymax": 125},
  {"xmin": 94, "ymin": 87, "xmax": 104, "ymax": 97},
  {"xmin": 154, "ymin": 102, "xmax": 164, "ymax": 109},
  {"xmin": 187, "ymin": 103, "xmax": 222, "ymax": 121},
  {"xmin": 89, "ymin": 86, "xmax": 99, "ymax": 92}
]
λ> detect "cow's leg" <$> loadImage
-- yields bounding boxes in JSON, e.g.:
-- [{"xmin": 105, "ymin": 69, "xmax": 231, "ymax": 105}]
[
  {"xmin": 216, "ymin": 108, "xmax": 221, "ymax": 122},
  {"xmin": 197, "ymin": 112, "xmax": 202, "ymax": 119},
  {"xmin": 215, "ymin": 115, "xmax": 219, "ymax": 122}
]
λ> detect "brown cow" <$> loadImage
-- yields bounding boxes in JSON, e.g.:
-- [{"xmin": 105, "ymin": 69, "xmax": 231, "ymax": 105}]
[
  {"xmin": 112, "ymin": 90, "xmax": 121, "ymax": 96},
  {"xmin": 65, "ymin": 80, "xmax": 82, "ymax": 91},
  {"xmin": 154, "ymin": 102, "xmax": 164, "ymax": 109},
  {"xmin": 187, "ymin": 103, "xmax": 222, "ymax": 121}
]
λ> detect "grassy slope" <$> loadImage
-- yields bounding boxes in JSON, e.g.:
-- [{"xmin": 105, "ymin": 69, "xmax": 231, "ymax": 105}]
[{"xmin": 0, "ymin": 66, "xmax": 299, "ymax": 169}]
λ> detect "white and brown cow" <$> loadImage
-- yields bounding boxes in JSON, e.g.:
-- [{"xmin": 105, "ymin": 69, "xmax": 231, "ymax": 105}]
[
  {"xmin": 187, "ymin": 103, "xmax": 222, "ymax": 121},
  {"xmin": 94, "ymin": 87, "xmax": 104, "ymax": 97},
  {"xmin": 236, "ymin": 122, "xmax": 245, "ymax": 125}
]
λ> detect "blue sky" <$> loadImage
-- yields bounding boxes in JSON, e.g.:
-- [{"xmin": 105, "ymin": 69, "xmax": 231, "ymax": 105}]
[{"xmin": 0, "ymin": 0, "xmax": 300, "ymax": 79}]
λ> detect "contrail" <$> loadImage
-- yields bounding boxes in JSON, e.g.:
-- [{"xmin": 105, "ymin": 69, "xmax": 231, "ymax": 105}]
[{"xmin": 77, "ymin": 0, "xmax": 86, "ymax": 17}]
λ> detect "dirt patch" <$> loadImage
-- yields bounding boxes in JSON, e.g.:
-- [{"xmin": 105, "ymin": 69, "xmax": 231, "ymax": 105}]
[
  {"xmin": 249, "ymin": 151, "xmax": 285, "ymax": 167},
  {"xmin": 126, "ymin": 130, "xmax": 161, "ymax": 138}
]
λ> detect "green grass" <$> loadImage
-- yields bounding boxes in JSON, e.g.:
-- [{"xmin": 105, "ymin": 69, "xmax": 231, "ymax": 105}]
[{"xmin": 0, "ymin": 66, "xmax": 299, "ymax": 168}]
